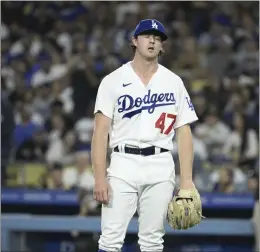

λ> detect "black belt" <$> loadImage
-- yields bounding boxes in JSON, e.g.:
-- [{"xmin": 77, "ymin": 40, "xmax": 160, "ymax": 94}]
[{"xmin": 114, "ymin": 146, "xmax": 169, "ymax": 156}]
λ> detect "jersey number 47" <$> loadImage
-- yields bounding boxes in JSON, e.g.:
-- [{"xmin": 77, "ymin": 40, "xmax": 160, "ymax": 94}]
[{"xmin": 155, "ymin": 112, "xmax": 177, "ymax": 135}]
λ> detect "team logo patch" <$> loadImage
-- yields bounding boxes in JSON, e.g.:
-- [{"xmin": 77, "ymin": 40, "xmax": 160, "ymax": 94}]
[
  {"xmin": 185, "ymin": 97, "xmax": 194, "ymax": 111},
  {"xmin": 151, "ymin": 20, "xmax": 158, "ymax": 29},
  {"xmin": 117, "ymin": 89, "xmax": 176, "ymax": 118}
]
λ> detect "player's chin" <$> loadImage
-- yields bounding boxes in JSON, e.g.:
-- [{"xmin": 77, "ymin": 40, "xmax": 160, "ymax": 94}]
[{"xmin": 144, "ymin": 51, "xmax": 158, "ymax": 60}]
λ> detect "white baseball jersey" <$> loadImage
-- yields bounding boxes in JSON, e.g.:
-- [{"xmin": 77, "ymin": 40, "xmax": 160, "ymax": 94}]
[{"xmin": 94, "ymin": 61, "xmax": 198, "ymax": 151}]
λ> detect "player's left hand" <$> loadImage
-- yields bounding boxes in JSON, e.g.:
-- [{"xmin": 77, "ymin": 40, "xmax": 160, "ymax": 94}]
[
  {"xmin": 167, "ymin": 183, "xmax": 205, "ymax": 230},
  {"xmin": 93, "ymin": 178, "xmax": 111, "ymax": 205}
]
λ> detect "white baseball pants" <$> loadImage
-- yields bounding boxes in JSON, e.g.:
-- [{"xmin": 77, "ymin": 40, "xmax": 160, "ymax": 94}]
[{"xmin": 98, "ymin": 152, "xmax": 175, "ymax": 252}]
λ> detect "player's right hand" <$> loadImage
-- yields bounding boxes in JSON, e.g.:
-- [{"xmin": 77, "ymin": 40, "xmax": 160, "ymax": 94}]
[{"xmin": 93, "ymin": 178, "xmax": 110, "ymax": 205}]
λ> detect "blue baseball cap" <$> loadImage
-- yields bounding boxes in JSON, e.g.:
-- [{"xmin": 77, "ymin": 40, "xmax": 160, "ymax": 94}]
[{"xmin": 133, "ymin": 19, "xmax": 168, "ymax": 41}]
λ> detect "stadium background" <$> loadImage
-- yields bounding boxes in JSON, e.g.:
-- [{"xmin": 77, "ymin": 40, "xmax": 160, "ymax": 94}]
[{"xmin": 1, "ymin": 1, "xmax": 259, "ymax": 252}]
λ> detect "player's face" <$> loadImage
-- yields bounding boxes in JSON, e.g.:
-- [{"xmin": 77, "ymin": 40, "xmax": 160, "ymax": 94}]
[{"xmin": 132, "ymin": 33, "xmax": 163, "ymax": 60}]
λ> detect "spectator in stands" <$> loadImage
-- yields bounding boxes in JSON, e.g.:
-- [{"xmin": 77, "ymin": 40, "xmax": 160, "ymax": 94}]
[
  {"xmin": 31, "ymin": 52, "xmax": 68, "ymax": 88},
  {"xmin": 45, "ymin": 99, "xmax": 65, "ymax": 132},
  {"xmin": 210, "ymin": 156, "xmax": 247, "ymax": 192},
  {"xmin": 13, "ymin": 98, "xmax": 43, "ymax": 127},
  {"xmin": 51, "ymin": 81, "xmax": 74, "ymax": 116},
  {"xmin": 61, "ymin": 131, "xmax": 77, "ymax": 166},
  {"xmin": 194, "ymin": 107, "xmax": 231, "ymax": 158},
  {"xmin": 74, "ymin": 105, "xmax": 95, "ymax": 152},
  {"xmin": 223, "ymin": 89, "xmax": 245, "ymax": 126},
  {"xmin": 45, "ymin": 99, "xmax": 74, "ymax": 133},
  {"xmin": 223, "ymin": 112, "xmax": 258, "ymax": 171},
  {"xmin": 62, "ymin": 152, "xmax": 95, "ymax": 190},
  {"xmin": 39, "ymin": 162, "xmax": 64, "ymax": 190},
  {"xmin": 23, "ymin": 89, "xmax": 45, "ymax": 126},
  {"xmin": 13, "ymin": 106, "xmax": 40, "ymax": 148},
  {"xmin": 16, "ymin": 128, "xmax": 48, "ymax": 162},
  {"xmin": 212, "ymin": 166, "xmax": 235, "ymax": 193},
  {"xmin": 32, "ymin": 82, "xmax": 53, "ymax": 120},
  {"xmin": 45, "ymin": 114, "xmax": 67, "ymax": 164}
]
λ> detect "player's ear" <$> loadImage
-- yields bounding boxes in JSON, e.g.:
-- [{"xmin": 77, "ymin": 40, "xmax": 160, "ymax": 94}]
[
  {"xmin": 159, "ymin": 46, "xmax": 165, "ymax": 56},
  {"xmin": 159, "ymin": 40, "xmax": 165, "ymax": 55},
  {"xmin": 132, "ymin": 36, "xmax": 138, "ymax": 47},
  {"xmin": 160, "ymin": 40, "xmax": 164, "ymax": 50}
]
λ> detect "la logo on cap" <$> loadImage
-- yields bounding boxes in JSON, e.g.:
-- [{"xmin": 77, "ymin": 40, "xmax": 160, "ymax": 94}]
[{"xmin": 151, "ymin": 20, "xmax": 158, "ymax": 29}]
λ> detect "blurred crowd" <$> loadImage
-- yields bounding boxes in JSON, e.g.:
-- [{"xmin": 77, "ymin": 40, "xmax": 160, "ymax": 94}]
[{"xmin": 1, "ymin": 1, "xmax": 259, "ymax": 209}]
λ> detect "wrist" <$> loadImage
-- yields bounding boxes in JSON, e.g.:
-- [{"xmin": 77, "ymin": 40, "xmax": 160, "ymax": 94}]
[
  {"xmin": 179, "ymin": 179, "xmax": 194, "ymax": 189},
  {"xmin": 94, "ymin": 172, "xmax": 107, "ymax": 181},
  {"xmin": 180, "ymin": 175, "xmax": 193, "ymax": 182}
]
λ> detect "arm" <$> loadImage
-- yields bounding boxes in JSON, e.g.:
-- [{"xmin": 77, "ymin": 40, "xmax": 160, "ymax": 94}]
[
  {"xmin": 173, "ymin": 78, "xmax": 198, "ymax": 189},
  {"xmin": 91, "ymin": 112, "xmax": 111, "ymax": 204},
  {"xmin": 91, "ymin": 75, "xmax": 115, "ymax": 204},
  {"xmin": 168, "ymin": 124, "xmax": 204, "ymax": 230},
  {"xmin": 91, "ymin": 112, "xmax": 111, "ymax": 180},
  {"xmin": 176, "ymin": 124, "xmax": 194, "ymax": 189}
]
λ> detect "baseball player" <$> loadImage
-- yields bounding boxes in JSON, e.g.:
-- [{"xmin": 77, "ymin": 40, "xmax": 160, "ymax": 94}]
[{"xmin": 91, "ymin": 19, "xmax": 203, "ymax": 252}]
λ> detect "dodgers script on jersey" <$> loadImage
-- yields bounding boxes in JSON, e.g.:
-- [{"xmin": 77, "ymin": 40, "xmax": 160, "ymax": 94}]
[{"xmin": 94, "ymin": 61, "xmax": 198, "ymax": 151}]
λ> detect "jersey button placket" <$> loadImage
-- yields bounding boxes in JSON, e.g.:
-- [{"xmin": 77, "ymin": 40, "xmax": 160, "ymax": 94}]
[{"xmin": 138, "ymin": 87, "xmax": 149, "ymax": 149}]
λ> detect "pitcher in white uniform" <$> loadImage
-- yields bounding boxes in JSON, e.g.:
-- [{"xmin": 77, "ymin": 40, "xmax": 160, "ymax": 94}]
[{"xmin": 91, "ymin": 19, "xmax": 199, "ymax": 252}]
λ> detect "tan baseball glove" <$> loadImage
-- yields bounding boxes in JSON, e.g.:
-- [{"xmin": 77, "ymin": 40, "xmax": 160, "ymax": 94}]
[{"xmin": 167, "ymin": 187, "xmax": 204, "ymax": 230}]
